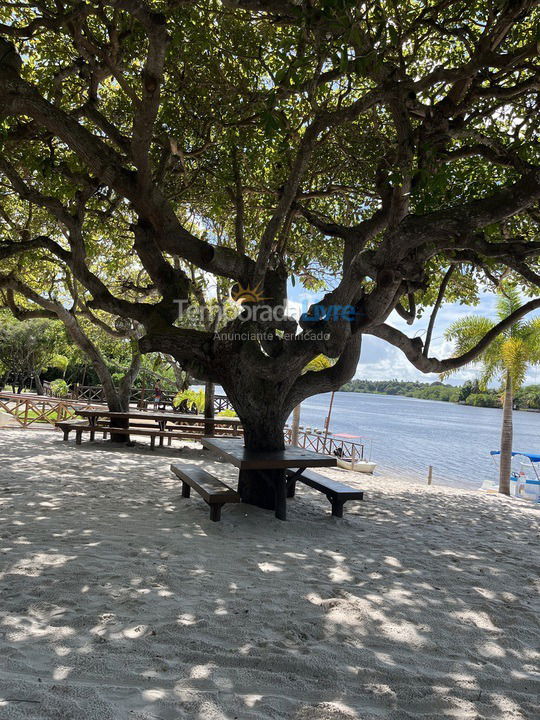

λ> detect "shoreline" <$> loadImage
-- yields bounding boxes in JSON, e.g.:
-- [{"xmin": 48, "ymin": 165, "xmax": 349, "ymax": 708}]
[{"xmin": 338, "ymin": 387, "xmax": 540, "ymax": 412}]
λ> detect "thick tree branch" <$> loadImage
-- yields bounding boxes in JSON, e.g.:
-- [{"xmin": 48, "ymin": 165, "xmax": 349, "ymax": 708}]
[
  {"xmin": 0, "ymin": 41, "xmax": 255, "ymax": 282},
  {"xmin": 366, "ymin": 297, "xmax": 540, "ymax": 372},
  {"xmin": 286, "ymin": 333, "xmax": 362, "ymax": 408},
  {"xmin": 423, "ymin": 266, "xmax": 455, "ymax": 357}
]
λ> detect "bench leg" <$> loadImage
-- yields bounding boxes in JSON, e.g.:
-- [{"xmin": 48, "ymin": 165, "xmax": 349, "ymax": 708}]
[
  {"xmin": 167, "ymin": 433, "xmax": 172, "ymax": 446},
  {"xmin": 76, "ymin": 430, "xmax": 82, "ymax": 445},
  {"xmin": 329, "ymin": 496, "xmax": 344, "ymax": 518},
  {"xmin": 62, "ymin": 429, "xmax": 69, "ymax": 442},
  {"xmin": 286, "ymin": 469, "xmax": 303, "ymax": 498},
  {"xmin": 182, "ymin": 482, "xmax": 191, "ymax": 498},
  {"xmin": 209, "ymin": 503, "xmax": 224, "ymax": 522},
  {"xmin": 275, "ymin": 473, "xmax": 287, "ymax": 521},
  {"xmin": 159, "ymin": 434, "xmax": 164, "ymax": 448},
  {"xmin": 90, "ymin": 430, "xmax": 95, "ymax": 441},
  {"xmin": 150, "ymin": 435, "xmax": 155, "ymax": 450}
]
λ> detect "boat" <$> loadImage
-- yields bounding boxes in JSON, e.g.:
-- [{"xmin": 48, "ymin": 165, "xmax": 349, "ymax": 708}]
[
  {"xmin": 488, "ymin": 450, "xmax": 540, "ymax": 503},
  {"xmin": 286, "ymin": 392, "xmax": 377, "ymax": 473},
  {"xmin": 332, "ymin": 433, "xmax": 376, "ymax": 473},
  {"xmin": 336, "ymin": 457, "xmax": 377, "ymax": 473}
]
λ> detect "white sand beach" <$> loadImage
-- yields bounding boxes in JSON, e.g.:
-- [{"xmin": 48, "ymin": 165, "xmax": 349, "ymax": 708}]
[{"xmin": 0, "ymin": 428, "xmax": 538, "ymax": 719}]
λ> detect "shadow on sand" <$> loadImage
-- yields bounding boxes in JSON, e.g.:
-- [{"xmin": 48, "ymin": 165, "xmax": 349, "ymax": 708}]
[{"xmin": 0, "ymin": 430, "xmax": 538, "ymax": 719}]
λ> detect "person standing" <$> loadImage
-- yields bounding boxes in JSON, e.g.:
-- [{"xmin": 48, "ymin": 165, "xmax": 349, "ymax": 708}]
[{"xmin": 153, "ymin": 381, "xmax": 163, "ymax": 410}]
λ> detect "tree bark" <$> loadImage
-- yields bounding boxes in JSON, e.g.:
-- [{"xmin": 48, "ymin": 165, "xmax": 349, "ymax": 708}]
[
  {"xmin": 499, "ymin": 371, "xmax": 513, "ymax": 496},
  {"xmin": 118, "ymin": 342, "xmax": 141, "ymax": 413},
  {"xmin": 204, "ymin": 381, "xmax": 215, "ymax": 436},
  {"xmin": 291, "ymin": 403, "xmax": 301, "ymax": 446},
  {"xmin": 34, "ymin": 373, "xmax": 44, "ymax": 396},
  {"xmin": 220, "ymin": 374, "xmax": 289, "ymax": 509},
  {"xmin": 165, "ymin": 355, "xmax": 190, "ymax": 392}
]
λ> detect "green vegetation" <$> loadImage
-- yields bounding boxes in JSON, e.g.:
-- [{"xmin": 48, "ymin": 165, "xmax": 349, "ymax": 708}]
[
  {"xmin": 340, "ymin": 378, "xmax": 540, "ymax": 411},
  {"xmin": 217, "ymin": 408, "xmax": 238, "ymax": 418},
  {"xmin": 49, "ymin": 379, "xmax": 70, "ymax": 398},
  {"xmin": 341, "ymin": 379, "xmax": 461, "ymax": 403},
  {"xmin": 14, "ymin": 408, "xmax": 76, "ymax": 423},
  {"xmin": 173, "ymin": 389, "xmax": 206, "ymax": 414},
  {"xmin": 0, "ymin": 318, "xmax": 68, "ymax": 394}
]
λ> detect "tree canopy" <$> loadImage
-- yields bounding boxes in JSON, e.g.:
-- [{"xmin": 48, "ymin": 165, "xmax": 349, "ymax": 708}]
[
  {"xmin": 0, "ymin": 0, "xmax": 539, "ymax": 455},
  {"xmin": 0, "ymin": 316, "xmax": 65, "ymax": 391}
]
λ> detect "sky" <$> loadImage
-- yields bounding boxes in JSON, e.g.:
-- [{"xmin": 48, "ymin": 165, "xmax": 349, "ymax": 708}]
[{"xmin": 287, "ymin": 282, "xmax": 540, "ymax": 386}]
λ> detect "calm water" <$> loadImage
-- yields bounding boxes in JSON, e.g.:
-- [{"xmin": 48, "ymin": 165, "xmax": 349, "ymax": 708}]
[{"xmin": 295, "ymin": 392, "xmax": 540, "ymax": 490}]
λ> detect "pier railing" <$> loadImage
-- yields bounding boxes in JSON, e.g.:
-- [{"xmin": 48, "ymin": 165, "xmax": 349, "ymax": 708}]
[{"xmin": 284, "ymin": 428, "xmax": 367, "ymax": 461}]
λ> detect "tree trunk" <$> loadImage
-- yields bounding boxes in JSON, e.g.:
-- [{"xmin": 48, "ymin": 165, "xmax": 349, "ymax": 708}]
[
  {"xmin": 118, "ymin": 342, "xmax": 141, "ymax": 413},
  {"xmin": 291, "ymin": 403, "xmax": 301, "ymax": 446},
  {"xmin": 34, "ymin": 373, "xmax": 44, "ymax": 396},
  {"xmin": 499, "ymin": 371, "xmax": 513, "ymax": 496},
  {"xmin": 226, "ymin": 382, "xmax": 289, "ymax": 511},
  {"xmin": 165, "ymin": 354, "xmax": 190, "ymax": 392},
  {"xmin": 59, "ymin": 310, "xmax": 133, "ymax": 439},
  {"xmin": 237, "ymin": 410, "xmax": 287, "ymax": 511},
  {"xmin": 204, "ymin": 381, "xmax": 215, "ymax": 436}
]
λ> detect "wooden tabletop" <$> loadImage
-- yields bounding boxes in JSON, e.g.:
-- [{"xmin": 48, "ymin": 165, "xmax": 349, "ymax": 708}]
[
  {"xmin": 76, "ymin": 409, "xmax": 242, "ymax": 425},
  {"xmin": 201, "ymin": 436, "xmax": 337, "ymax": 470}
]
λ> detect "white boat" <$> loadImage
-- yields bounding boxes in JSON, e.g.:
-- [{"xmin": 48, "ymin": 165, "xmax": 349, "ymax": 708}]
[
  {"xmin": 337, "ymin": 457, "xmax": 377, "ymax": 473},
  {"xmin": 489, "ymin": 450, "xmax": 540, "ymax": 503}
]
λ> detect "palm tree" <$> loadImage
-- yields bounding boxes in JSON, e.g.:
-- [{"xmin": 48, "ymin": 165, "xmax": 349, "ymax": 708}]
[{"xmin": 444, "ymin": 287, "xmax": 540, "ymax": 495}]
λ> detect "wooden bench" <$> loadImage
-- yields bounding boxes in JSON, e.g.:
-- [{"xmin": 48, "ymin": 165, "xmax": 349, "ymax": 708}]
[
  {"xmin": 57, "ymin": 421, "xmax": 203, "ymax": 448},
  {"xmin": 57, "ymin": 420, "xmax": 139, "ymax": 445},
  {"xmin": 286, "ymin": 468, "xmax": 364, "ymax": 517},
  {"xmin": 57, "ymin": 420, "xmax": 241, "ymax": 448},
  {"xmin": 56, "ymin": 420, "xmax": 98, "ymax": 442},
  {"xmin": 170, "ymin": 463, "xmax": 240, "ymax": 521}
]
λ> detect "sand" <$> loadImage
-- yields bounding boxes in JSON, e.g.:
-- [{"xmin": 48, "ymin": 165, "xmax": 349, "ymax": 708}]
[
  {"xmin": 0, "ymin": 428, "xmax": 538, "ymax": 720},
  {"xmin": 0, "ymin": 411, "xmax": 21, "ymax": 428}
]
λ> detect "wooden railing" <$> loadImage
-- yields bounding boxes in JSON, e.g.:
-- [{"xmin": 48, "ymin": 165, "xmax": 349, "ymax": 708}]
[
  {"xmin": 214, "ymin": 395, "xmax": 233, "ymax": 412},
  {"xmin": 0, "ymin": 392, "xmax": 100, "ymax": 428},
  {"xmin": 0, "ymin": 392, "xmax": 243, "ymax": 439},
  {"xmin": 284, "ymin": 427, "xmax": 367, "ymax": 461},
  {"xmin": 43, "ymin": 382, "xmax": 234, "ymax": 412},
  {"xmin": 2, "ymin": 392, "xmax": 367, "ymax": 463}
]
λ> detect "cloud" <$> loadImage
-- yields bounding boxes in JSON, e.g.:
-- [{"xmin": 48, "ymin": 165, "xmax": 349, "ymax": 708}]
[
  {"xmin": 287, "ymin": 281, "xmax": 540, "ymax": 385},
  {"xmin": 357, "ymin": 335, "xmax": 480, "ymax": 385},
  {"xmin": 357, "ymin": 294, "xmax": 540, "ymax": 385}
]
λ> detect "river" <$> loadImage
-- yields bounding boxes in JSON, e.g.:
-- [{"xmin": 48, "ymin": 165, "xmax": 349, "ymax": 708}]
[{"xmin": 295, "ymin": 391, "xmax": 540, "ymax": 490}]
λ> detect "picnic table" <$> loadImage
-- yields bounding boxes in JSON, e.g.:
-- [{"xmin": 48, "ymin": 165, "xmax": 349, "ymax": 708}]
[
  {"xmin": 58, "ymin": 409, "xmax": 242, "ymax": 447},
  {"xmin": 201, "ymin": 436, "xmax": 336, "ymax": 520},
  {"xmin": 76, "ymin": 408, "xmax": 242, "ymax": 432}
]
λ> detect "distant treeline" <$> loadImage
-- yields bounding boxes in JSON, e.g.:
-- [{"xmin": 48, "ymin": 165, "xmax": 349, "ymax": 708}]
[{"xmin": 339, "ymin": 379, "xmax": 540, "ymax": 410}]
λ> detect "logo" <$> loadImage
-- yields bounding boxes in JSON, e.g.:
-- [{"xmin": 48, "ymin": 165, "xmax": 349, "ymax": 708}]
[{"xmin": 230, "ymin": 281, "xmax": 268, "ymax": 304}]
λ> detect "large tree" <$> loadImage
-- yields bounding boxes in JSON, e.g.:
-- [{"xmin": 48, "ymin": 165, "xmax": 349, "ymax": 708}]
[{"xmin": 1, "ymin": 0, "xmax": 540, "ymax": 508}]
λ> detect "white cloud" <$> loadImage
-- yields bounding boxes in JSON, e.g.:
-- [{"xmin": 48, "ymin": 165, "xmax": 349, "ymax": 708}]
[{"xmin": 287, "ymin": 282, "xmax": 540, "ymax": 385}]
